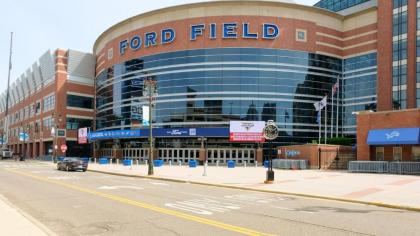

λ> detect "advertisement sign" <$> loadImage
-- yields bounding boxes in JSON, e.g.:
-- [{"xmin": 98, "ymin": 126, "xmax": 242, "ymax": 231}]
[
  {"xmin": 229, "ymin": 121, "xmax": 265, "ymax": 142},
  {"xmin": 78, "ymin": 127, "xmax": 88, "ymax": 144},
  {"xmin": 142, "ymin": 106, "xmax": 149, "ymax": 126}
]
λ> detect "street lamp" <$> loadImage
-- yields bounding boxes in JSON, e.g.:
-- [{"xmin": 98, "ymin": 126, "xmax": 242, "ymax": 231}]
[
  {"xmin": 52, "ymin": 113, "xmax": 62, "ymax": 163},
  {"xmin": 143, "ymin": 77, "xmax": 157, "ymax": 175}
]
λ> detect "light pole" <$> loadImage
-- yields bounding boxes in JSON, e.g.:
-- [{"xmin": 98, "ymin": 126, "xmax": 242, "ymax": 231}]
[
  {"xmin": 52, "ymin": 113, "xmax": 62, "ymax": 163},
  {"xmin": 143, "ymin": 77, "xmax": 157, "ymax": 175}
]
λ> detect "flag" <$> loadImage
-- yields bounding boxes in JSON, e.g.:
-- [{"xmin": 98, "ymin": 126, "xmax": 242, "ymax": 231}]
[
  {"xmin": 316, "ymin": 110, "xmax": 321, "ymax": 124},
  {"xmin": 313, "ymin": 96, "xmax": 327, "ymax": 111},
  {"xmin": 332, "ymin": 82, "xmax": 339, "ymax": 95}
]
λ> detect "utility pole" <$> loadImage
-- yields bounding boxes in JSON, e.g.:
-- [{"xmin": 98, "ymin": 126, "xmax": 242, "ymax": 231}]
[{"xmin": 2, "ymin": 32, "xmax": 13, "ymax": 149}]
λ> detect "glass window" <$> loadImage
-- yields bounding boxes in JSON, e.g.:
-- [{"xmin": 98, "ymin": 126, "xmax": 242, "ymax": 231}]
[
  {"xmin": 43, "ymin": 94, "xmax": 55, "ymax": 112},
  {"xmin": 412, "ymin": 146, "xmax": 420, "ymax": 161},
  {"xmin": 66, "ymin": 118, "xmax": 92, "ymax": 130},
  {"xmin": 67, "ymin": 95, "xmax": 93, "ymax": 109}
]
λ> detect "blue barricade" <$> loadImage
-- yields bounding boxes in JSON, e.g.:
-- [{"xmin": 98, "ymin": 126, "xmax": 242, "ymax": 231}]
[
  {"xmin": 57, "ymin": 157, "xmax": 65, "ymax": 162},
  {"xmin": 189, "ymin": 160, "xmax": 197, "ymax": 168},
  {"xmin": 154, "ymin": 159, "xmax": 163, "ymax": 167},
  {"xmin": 264, "ymin": 160, "xmax": 269, "ymax": 168},
  {"xmin": 227, "ymin": 160, "xmax": 235, "ymax": 168},
  {"xmin": 80, "ymin": 157, "xmax": 89, "ymax": 163},
  {"xmin": 123, "ymin": 159, "xmax": 132, "ymax": 166},
  {"xmin": 99, "ymin": 158, "xmax": 109, "ymax": 164}
]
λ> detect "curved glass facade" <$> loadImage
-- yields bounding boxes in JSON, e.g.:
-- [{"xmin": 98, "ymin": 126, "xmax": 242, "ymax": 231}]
[{"xmin": 96, "ymin": 48, "xmax": 341, "ymax": 144}]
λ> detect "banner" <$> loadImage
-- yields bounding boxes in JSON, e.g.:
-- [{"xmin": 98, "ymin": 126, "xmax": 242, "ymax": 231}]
[
  {"xmin": 78, "ymin": 127, "xmax": 88, "ymax": 144},
  {"xmin": 229, "ymin": 121, "xmax": 265, "ymax": 142},
  {"xmin": 142, "ymin": 105, "xmax": 149, "ymax": 126}
]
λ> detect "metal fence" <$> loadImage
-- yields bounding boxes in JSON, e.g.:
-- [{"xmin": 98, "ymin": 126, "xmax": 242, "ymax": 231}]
[
  {"xmin": 273, "ymin": 159, "xmax": 308, "ymax": 170},
  {"xmin": 389, "ymin": 162, "xmax": 420, "ymax": 174},
  {"xmin": 348, "ymin": 161, "xmax": 389, "ymax": 173}
]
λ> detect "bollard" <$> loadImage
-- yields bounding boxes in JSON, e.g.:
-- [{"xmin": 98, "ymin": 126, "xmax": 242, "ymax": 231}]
[
  {"xmin": 136, "ymin": 159, "xmax": 139, "ymax": 165},
  {"xmin": 203, "ymin": 161, "xmax": 207, "ymax": 176},
  {"xmin": 169, "ymin": 160, "xmax": 172, "ymax": 166},
  {"xmin": 216, "ymin": 160, "xmax": 219, "ymax": 167},
  {"xmin": 94, "ymin": 158, "xmax": 96, "ymax": 164},
  {"xmin": 255, "ymin": 161, "xmax": 258, "ymax": 167},
  {"xmin": 145, "ymin": 160, "xmax": 148, "ymax": 166},
  {"xmin": 116, "ymin": 159, "xmax": 119, "ymax": 165},
  {"xmin": 244, "ymin": 161, "xmax": 247, "ymax": 168},
  {"xmin": 178, "ymin": 160, "xmax": 182, "ymax": 166}
]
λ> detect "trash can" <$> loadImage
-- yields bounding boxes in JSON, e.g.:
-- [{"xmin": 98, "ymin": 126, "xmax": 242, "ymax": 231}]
[
  {"xmin": 99, "ymin": 158, "xmax": 109, "ymax": 164},
  {"xmin": 188, "ymin": 160, "xmax": 197, "ymax": 168},
  {"xmin": 227, "ymin": 160, "xmax": 235, "ymax": 168},
  {"xmin": 123, "ymin": 159, "xmax": 132, "ymax": 166},
  {"xmin": 264, "ymin": 160, "xmax": 269, "ymax": 168},
  {"xmin": 154, "ymin": 159, "xmax": 163, "ymax": 167}
]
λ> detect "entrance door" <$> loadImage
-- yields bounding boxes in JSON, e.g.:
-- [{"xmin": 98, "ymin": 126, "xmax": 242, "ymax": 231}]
[
  {"xmin": 393, "ymin": 147, "xmax": 402, "ymax": 161},
  {"xmin": 375, "ymin": 147, "xmax": 384, "ymax": 161}
]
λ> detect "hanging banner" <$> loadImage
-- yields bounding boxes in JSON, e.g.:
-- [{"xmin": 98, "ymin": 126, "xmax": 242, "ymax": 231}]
[
  {"xmin": 142, "ymin": 105, "xmax": 149, "ymax": 126},
  {"xmin": 229, "ymin": 121, "xmax": 265, "ymax": 142},
  {"xmin": 78, "ymin": 127, "xmax": 88, "ymax": 144}
]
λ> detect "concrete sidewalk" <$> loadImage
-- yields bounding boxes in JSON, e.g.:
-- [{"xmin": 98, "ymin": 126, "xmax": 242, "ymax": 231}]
[
  {"xmin": 0, "ymin": 194, "xmax": 49, "ymax": 236},
  {"xmin": 84, "ymin": 162, "xmax": 420, "ymax": 211}
]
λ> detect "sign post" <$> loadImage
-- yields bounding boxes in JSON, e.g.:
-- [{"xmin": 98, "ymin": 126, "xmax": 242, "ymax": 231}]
[{"xmin": 263, "ymin": 120, "xmax": 278, "ymax": 184}]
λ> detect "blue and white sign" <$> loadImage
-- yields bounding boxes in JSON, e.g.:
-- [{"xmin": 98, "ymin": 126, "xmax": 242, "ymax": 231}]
[
  {"xmin": 367, "ymin": 128, "xmax": 420, "ymax": 145},
  {"xmin": 88, "ymin": 128, "xmax": 229, "ymax": 140},
  {"xmin": 286, "ymin": 150, "xmax": 300, "ymax": 157},
  {"xmin": 89, "ymin": 129, "xmax": 141, "ymax": 140},
  {"xmin": 19, "ymin": 132, "xmax": 29, "ymax": 142}
]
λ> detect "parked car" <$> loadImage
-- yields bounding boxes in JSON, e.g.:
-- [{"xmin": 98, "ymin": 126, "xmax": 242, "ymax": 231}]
[
  {"xmin": 0, "ymin": 148, "xmax": 12, "ymax": 159},
  {"xmin": 57, "ymin": 157, "xmax": 88, "ymax": 172}
]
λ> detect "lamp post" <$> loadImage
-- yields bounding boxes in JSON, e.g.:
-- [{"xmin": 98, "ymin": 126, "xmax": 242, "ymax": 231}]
[
  {"xmin": 143, "ymin": 77, "xmax": 157, "ymax": 175},
  {"xmin": 52, "ymin": 113, "xmax": 62, "ymax": 163}
]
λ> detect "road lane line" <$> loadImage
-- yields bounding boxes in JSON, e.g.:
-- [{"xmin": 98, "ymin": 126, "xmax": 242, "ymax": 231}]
[{"xmin": 6, "ymin": 169, "xmax": 276, "ymax": 236}]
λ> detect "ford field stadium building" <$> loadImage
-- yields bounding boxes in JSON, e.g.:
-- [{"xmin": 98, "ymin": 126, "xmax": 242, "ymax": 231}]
[{"xmin": 1, "ymin": 0, "xmax": 420, "ymax": 163}]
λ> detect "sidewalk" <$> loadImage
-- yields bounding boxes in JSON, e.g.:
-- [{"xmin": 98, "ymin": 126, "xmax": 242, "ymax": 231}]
[
  {"xmin": 86, "ymin": 162, "xmax": 420, "ymax": 210},
  {"xmin": 0, "ymin": 195, "xmax": 48, "ymax": 236}
]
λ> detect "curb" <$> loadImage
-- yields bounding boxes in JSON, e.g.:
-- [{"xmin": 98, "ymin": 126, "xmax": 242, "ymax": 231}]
[{"xmin": 88, "ymin": 169, "xmax": 420, "ymax": 212}]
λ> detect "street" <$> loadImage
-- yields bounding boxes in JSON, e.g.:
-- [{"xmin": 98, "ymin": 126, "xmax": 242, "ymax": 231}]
[{"xmin": 0, "ymin": 160, "xmax": 419, "ymax": 236}]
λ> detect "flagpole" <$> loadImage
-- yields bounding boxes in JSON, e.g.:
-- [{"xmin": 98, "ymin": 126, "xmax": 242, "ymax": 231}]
[
  {"xmin": 318, "ymin": 111, "xmax": 321, "ymax": 144},
  {"xmin": 336, "ymin": 78, "xmax": 340, "ymax": 137},
  {"xmin": 331, "ymin": 85, "xmax": 334, "ymax": 138},
  {"xmin": 324, "ymin": 97, "xmax": 327, "ymax": 145}
]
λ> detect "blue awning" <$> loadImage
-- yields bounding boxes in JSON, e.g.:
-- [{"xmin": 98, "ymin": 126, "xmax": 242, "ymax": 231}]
[{"xmin": 367, "ymin": 128, "xmax": 420, "ymax": 145}]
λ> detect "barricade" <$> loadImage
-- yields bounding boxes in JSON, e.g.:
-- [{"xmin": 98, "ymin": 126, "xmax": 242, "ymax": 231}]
[
  {"xmin": 123, "ymin": 159, "xmax": 132, "ymax": 166},
  {"xmin": 389, "ymin": 162, "xmax": 420, "ymax": 174},
  {"xmin": 57, "ymin": 156, "xmax": 65, "ymax": 162},
  {"xmin": 153, "ymin": 159, "xmax": 163, "ymax": 167},
  {"xmin": 348, "ymin": 161, "xmax": 388, "ymax": 173},
  {"xmin": 80, "ymin": 157, "xmax": 89, "ymax": 163},
  {"xmin": 99, "ymin": 157, "xmax": 109, "ymax": 165},
  {"xmin": 188, "ymin": 160, "xmax": 197, "ymax": 168},
  {"xmin": 227, "ymin": 160, "xmax": 235, "ymax": 168},
  {"xmin": 272, "ymin": 159, "xmax": 308, "ymax": 170}
]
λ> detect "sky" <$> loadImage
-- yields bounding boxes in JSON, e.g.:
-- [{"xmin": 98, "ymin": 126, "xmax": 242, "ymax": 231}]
[{"xmin": 0, "ymin": 0, "xmax": 319, "ymax": 93}]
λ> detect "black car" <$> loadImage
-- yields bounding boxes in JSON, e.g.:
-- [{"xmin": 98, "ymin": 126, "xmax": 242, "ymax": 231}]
[{"xmin": 57, "ymin": 157, "xmax": 88, "ymax": 172}]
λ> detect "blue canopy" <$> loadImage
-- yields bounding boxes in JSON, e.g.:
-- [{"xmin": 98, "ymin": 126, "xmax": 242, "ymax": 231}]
[{"xmin": 367, "ymin": 128, "xmax": 420, "ymax": 145}]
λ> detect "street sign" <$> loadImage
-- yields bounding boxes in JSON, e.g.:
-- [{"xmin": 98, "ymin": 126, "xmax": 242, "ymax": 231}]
[
  {"xmin": 19, "ymin": 132, "xmax": 29, "ymax": 141},
  {"xmin": 61, "ymin": 144, "xmax": 67, "ymax": 152}
]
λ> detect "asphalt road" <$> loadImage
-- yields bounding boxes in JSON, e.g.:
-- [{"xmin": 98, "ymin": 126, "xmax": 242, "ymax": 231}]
[{"xmin": 0, "ymin": 160, "xmax": 419, "ymax": 236}]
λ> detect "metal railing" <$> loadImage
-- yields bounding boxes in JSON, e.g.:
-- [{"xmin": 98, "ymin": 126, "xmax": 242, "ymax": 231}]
[
  {"xmin": 389, "ymin": 162, "xmax": 420, "ymax": 174},
  {"xmin": 272, "ymin": 159, "xmax": 308, "ymax": 170},
  {"xmin": 348, "ymin": 161, "xmax": 389, "ymax": 173}
]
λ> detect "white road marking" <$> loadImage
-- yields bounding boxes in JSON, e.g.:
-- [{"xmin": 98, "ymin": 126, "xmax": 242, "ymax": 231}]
[
  {"xmin": 97, "ymin": 185, "xmax": 144, "ymax": 190},
  {"xmin": 165, "ymin": 198, "xmax": 241, "ymax": 215}
]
